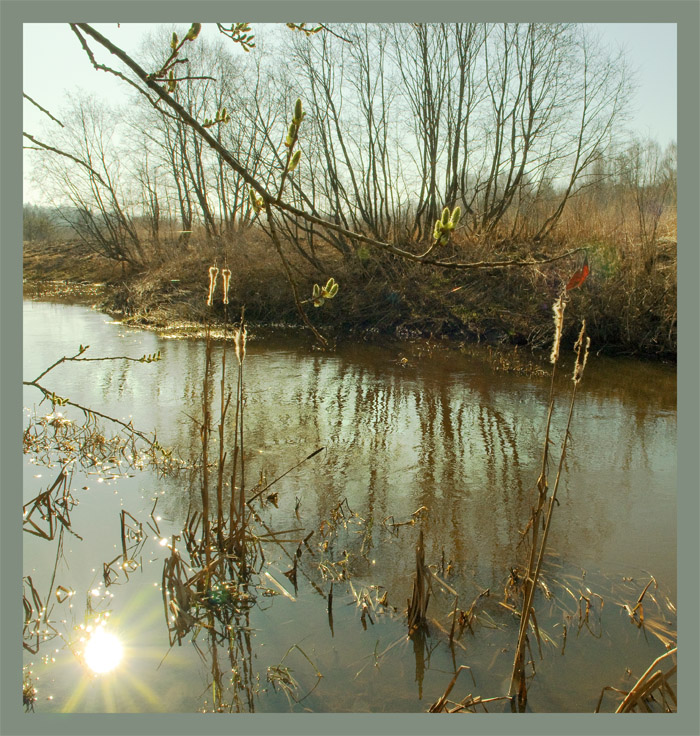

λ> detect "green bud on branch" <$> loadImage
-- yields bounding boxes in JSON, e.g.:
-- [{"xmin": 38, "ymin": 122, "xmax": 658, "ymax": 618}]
[
  {"xmin": 289, "ymin": 150, "xmax": 302, "ymax": 171},
  {"xmin": 319, "ymin": 277, "xmax": 339, "ymax": 300},
  {"xmin": 432, "ymin": 205, "xmax": 462, "ymax": 246},
  {"xmin": 293, "ymin": 98, "xmax": 306, "ymax": 126},
  {"xmin": 138, "ymin": 350, "xmax": 162, "ymax": 363},
  {"xmin": 186, "ymin": 23, "xmax": 202, "ymax": 41},
  {"xmin": 249, "ymin": 188, "xmax": 264, "ymax": 214}
]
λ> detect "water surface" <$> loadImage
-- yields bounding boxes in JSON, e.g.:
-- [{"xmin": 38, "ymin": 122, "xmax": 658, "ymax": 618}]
[{"xmin": 22, "ymin": 300, "xmax": 677, "ymax": 713}]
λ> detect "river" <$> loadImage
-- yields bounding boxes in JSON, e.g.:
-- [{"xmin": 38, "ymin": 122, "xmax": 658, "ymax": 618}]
[{"xmin": 22, "ymin": 300, "xmax": 677, "ymax": 713}]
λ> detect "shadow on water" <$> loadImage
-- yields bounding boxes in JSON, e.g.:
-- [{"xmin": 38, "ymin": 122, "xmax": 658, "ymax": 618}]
[{"xmin": 22, "ymin": 301, "xmax": 676, "ymax": 713}]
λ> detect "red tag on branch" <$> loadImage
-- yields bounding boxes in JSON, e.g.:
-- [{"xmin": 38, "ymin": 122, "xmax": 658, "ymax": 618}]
[{"xmin": 565, "ymin": 255, "xmax": 590, "ymax": 291}]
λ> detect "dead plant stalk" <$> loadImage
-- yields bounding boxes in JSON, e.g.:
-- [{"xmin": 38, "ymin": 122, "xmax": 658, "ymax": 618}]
[{"xmin": 508, "ymin": 319, "xmax": 590, "ymax": 703}]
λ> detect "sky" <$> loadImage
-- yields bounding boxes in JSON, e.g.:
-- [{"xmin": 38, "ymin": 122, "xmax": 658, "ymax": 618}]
[{"xmin": 22, "ymin": 22, "xmax": 677, "ymax": 204}]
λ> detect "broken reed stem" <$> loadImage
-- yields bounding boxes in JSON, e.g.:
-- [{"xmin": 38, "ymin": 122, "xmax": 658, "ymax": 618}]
[
  {"xmin": 508, "ymin": 299, "xmax": 563, "ymax": 699},
  {"xmin": 512, "ymin": 332, "xmax": 560, "ymax": 679},
  {"xmin": 515, "ymin": 295, "xmax": 566, "ymax": 647},
  {"xmin": 615, "ymin": 647, "xmax": 677, "ymax": 712},
  {"xmin": 407, "ymin": 529, "xmax": 430, "ymax": 636},
  {"xmin": 509, "ymin": 380, "xmax": 580, "ymax": 699},
  {"xmin": 227, "ymin": 309, "xmax": 247, "ymax": 565}
]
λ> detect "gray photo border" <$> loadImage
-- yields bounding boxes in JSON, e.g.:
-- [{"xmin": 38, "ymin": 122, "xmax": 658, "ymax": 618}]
[{"xmin": 2, "ymin": 2, "xmax": 698, "ymax": 736}]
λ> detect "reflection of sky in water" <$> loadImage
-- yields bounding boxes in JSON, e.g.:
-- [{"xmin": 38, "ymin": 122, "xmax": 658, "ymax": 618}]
[{"xmin": 22, "ymin": 301, "xmax": 677, "ymax": 712}]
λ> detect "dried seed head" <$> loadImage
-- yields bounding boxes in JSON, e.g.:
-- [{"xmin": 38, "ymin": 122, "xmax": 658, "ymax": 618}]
[
  {"xmin": 234, "ymin": 325, "xmax": 247, "ymax": 364},
  {"xmin": 207, "ymin": 265, "xmax": 219, "ymax": 307},
  {"xmin": 573, "ymin": 321, "xmax": 590, "ymax": 384},
  {"xmin": 221, "ymin": 268, "xmax": 232, "ymax": 305},
  {"xmin": 550, "ymin": 294, "xmax": 567, "ymax": 364}
]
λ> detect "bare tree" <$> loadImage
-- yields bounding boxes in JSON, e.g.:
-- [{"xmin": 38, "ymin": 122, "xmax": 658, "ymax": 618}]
[
  {"xmin": 616, "ymin": 137, "xmax": 676, "ymax": 258},
  {"xmin": 27, "ymin": 95, "xmax": 143, "ymax": 265},
  {"xmin": 533, "ymin": 27, "xmax": 632, "ymax": 240}
]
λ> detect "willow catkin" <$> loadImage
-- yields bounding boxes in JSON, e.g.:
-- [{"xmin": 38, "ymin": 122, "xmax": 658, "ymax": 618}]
[
  {"xmin": 550, "ymin": 294, "xmax": 567, "ymax": 364},
  {"xmin": 221, "ymin": 268, "xmax": 231, "ymax": 305},
  {"xmin": 206, "ymin": 266, "xmax": 219, "ymax": 307}
]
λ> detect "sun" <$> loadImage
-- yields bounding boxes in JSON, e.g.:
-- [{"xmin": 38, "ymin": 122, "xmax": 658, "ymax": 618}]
[{"xmin": 83, "ymin": 626, "xmax": 124, "ymax": 674}]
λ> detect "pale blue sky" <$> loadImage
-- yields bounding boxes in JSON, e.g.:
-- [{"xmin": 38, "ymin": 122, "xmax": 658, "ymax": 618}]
[
  {"xmin": 23, "ymin": 22, "xmax": 677, "ymax": 203},
  {"xmin": 585, "ymin": 22, "xmax": 677, "ymax": 146}
]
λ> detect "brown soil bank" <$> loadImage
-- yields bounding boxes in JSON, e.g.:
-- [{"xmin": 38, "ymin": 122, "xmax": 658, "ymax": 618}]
[{"xmin": 23, "ymin": 236, "xmax": 677, "ymax": 361}]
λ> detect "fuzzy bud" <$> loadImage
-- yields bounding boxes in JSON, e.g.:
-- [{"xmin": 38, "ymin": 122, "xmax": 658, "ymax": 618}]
[
  {"xmin": 289, "ymin": 150, "xmax": 302, "ymax": 171},
  {"xmin": 186, "ymin": 23, "xmax": 202, "ymax": 41}
]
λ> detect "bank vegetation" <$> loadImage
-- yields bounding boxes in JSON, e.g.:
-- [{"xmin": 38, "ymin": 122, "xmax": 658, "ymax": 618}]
[{"xmin": 23, "ymin": 23, "xmax": 676, "ymax": 358}]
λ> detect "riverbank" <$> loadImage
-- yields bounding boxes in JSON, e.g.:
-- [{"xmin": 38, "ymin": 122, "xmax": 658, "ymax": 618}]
[{"xmin": 23, "ymin": 235, "xmax": 677, "ymax": 361}]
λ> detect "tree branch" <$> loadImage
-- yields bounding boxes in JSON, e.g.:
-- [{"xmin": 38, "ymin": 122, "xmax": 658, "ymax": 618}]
[
  {"xmin": 23, "ymin": 93, "xmax": 64, "ymax": 127},
  {"xmin": 72, "ymin": 22, "xmax": 582, "ymax": 274}
]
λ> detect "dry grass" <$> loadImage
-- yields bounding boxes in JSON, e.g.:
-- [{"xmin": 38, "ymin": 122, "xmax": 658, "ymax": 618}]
[
  {"xmin": 595, "ymin": 648, "xmax": 677, "ymax": 713},
  {"xmin": 24, "ymin": 196, "xmax": 677, "ymax": 358}
]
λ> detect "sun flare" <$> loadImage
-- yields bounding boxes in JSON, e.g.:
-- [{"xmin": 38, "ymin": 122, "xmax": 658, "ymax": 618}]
[{"xmin": 83, "ymin": 627, "xmax": 124, "ymax": 674}]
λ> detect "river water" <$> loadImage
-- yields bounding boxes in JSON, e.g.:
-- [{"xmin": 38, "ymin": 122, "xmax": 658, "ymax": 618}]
[{"xmin": 22, "ymin": 300, "xmax": 677, "ymax": 713}]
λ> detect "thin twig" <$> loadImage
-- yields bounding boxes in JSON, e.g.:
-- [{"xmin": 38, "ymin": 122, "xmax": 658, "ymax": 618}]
[{"xmin": 23, "ymin": 93, "xmax": 64, "ymax": 127}]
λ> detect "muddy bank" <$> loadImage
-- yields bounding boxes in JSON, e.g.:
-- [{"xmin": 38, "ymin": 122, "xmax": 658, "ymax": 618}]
[{"xmin": 23, "ymin": 237, "xmax": 677, "ymax": 361}]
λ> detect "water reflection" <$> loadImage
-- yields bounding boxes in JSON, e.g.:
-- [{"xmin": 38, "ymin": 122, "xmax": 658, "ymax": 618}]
[
  {"xmin": 22, "ymin": 301, "xmax": 677, "ymax": 713},
  {"xmin": 82, "ymin": 625, "xmax": 123, "ymax": 674}
]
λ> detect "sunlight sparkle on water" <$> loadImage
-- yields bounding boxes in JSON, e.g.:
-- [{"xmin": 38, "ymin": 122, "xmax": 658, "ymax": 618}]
[{"xmin": 83, "ymin": 626, "xmax": 123, "ymax": 674}]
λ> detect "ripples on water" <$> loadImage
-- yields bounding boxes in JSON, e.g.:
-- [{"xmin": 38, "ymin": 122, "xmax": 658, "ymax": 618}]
[{"xmin": 22, "ymin": 301, "xmax": 677, "ymax": 713}]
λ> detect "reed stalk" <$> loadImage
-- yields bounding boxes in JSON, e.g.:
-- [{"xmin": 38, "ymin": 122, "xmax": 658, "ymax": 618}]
[
  {"xmin": 508, "ymin": 317, "xmax": 590, "ymax": 706},
  {"xmin": 407, "ymin": 529, "xmax": 431, "ymax": 636},
  {"xmin": 228, "ymin": 309, "xmax": 247, "ymax": 567},
  {"xmin": 200, "ymin": 328, "xmax": 213, "ymax": 566},
  {"xmin": 216, "ymin": 329, "xmax": 230, "ymax": 545}
]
